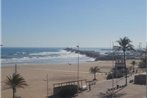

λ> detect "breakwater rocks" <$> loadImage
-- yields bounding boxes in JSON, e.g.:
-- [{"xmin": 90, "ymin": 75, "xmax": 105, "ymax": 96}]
[{"xmin": 64, "ymin": 48, "xmax": 114, "ymax": 61}]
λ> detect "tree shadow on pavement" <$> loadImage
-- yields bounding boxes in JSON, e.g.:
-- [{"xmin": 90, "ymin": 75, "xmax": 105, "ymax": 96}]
[{"xmin": 98, "ymin": 91, "xmax": 126, "ymax": 98}]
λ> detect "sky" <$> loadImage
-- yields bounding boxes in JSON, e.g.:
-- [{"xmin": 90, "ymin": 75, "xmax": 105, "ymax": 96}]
[{"xmin": 2, "ymin": 0, "xmax": 146, "ymax": 48}]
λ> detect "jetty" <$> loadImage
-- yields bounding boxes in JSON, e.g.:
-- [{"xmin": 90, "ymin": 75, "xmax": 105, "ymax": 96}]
[
  {"xmin": 64, "ymin": 48, "xmax": 114, "ymax": 61},
  {"xmin": 64, "ymin": 48, "xmax": 140, "ymax": 61}
]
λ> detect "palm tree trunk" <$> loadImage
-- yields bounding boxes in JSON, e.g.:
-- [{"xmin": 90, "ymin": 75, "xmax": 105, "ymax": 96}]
[
  {"xmin": 123, "ymin": 51, "xmax": 127, "ymax": 86},
  {"xmin": 94, "ymin": 73, "xmax": 96, "ymax": 80},
  {"xmin": 133, "ymin": 65, "xmax": 135, "ymax": 73},
  {"xmin": 13, "ymin": 88, "xmax": 15, "ymax": 98}
]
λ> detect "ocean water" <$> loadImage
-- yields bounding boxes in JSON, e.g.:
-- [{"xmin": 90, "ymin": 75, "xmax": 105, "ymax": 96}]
[{"xmin": 1, "ymin": 47, "xmax": 111, "ymax": 66}]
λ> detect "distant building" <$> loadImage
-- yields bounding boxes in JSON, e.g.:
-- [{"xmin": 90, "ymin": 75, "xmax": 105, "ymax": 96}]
[{"xmin": 134, "ymin": 73, "xmax": 146, "ymax": 85}]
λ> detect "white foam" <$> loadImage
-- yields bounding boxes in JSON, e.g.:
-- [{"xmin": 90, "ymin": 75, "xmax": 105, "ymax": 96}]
[
  {"xmin": 29, "ymin": 50, "xmax": 70, "ymax": 56},
  {"xmin": 2, "ymin": 49, "xmax": 95, "ymax": 64}
]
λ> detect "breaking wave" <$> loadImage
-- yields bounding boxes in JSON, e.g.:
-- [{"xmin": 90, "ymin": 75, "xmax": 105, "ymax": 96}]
[{"xmin": 2, "ymin": 48, "xmax": 95, "ymax": 65}]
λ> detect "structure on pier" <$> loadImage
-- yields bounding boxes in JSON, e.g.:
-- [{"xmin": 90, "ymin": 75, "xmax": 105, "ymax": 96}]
[
  {"xmin": 115, "ymin": 56, "xmax": 125, "ymax": 70},
  {"xmin": 53, "ymin": 79, "xmax": 87, "ymax": 96}
]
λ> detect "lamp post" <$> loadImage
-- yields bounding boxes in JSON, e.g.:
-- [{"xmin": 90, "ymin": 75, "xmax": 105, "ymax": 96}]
[
  {"xmin": 77, "ymin": 45, "xmax": 79, "ymax": 91},
  {"xmin": 15, "ymin": 64, "xmax": 17, "ymax": 73},
  {"xmin": 145, "ymin": 44, "xmax": 147, "ymax": 98},
  {"xmin": 112, "ymin": 42, "xmax": 115, "ymax": 98},
  {"xmin": 47, "ymin": 74, "xmax": 49, "ymax": 97}
]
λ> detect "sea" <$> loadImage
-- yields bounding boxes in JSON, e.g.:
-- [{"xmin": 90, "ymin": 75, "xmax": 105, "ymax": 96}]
[{"xmin": 1, "ymin": 47, "xmax": 111, "ymax": 66}]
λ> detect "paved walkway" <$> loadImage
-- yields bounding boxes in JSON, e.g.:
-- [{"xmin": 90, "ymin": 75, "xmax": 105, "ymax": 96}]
[{"xmin": 76, "ymin": 77, "xmax": 146, "ymax": 98}]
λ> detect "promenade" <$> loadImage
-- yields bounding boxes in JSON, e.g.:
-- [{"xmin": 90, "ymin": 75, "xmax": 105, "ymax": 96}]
[{"xmin": 76, "ymin": 77, "xmax": 146, "ymax": 98}]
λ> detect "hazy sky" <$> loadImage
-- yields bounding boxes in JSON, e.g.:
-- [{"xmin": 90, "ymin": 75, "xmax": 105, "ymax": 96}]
[{"xmin": 2, "ymin": 0, "xmax": 146, "ymax": 48}]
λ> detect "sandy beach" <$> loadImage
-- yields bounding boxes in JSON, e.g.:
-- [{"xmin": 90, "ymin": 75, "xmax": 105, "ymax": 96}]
[
  {"xmin": 1, "ymin": 60, "xmax": 137, "ymax": 98},
  {"xmin": 2, "ymin": 0, "xmax": 145, "ymax": 97}
]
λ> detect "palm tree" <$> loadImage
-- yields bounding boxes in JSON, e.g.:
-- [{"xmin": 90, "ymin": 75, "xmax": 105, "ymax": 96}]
[
  {"xmin": 116, "ymin": 36, "xmax": 134, "ymax": 86},
  {"xmin": 131, "ymin": 61, "xmax": 136, "ymax": 73},
  {"xmin": 89, "ymin": 66, "xmax": 100, "ymax": 80},
  {"xmin": 4, "ymin": 73, "xmax": 28, "ymax": 98}
]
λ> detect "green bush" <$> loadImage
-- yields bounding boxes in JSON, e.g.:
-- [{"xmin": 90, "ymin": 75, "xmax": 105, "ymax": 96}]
[
  {"xmin": 106, "ymin": 72, "xmax": 113, "ymax": 79},
  {"xmin": 57, "ymin": 85, "xmax": 78, "ymax": 97},
  {"xmin": 107, "ymin": 69, "xmax": 125, "ymax": 80}
]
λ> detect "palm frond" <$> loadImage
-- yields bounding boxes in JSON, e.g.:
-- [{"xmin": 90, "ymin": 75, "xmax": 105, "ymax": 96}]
[
  {"xmin": 116, "ymin": 36, "xmax": 134, "ymax": 52},
  {"xmin": 89, "ymin": 66, "xmax": 100, "ymax": 74},
  {"xmin": 4, "ymin": 73, "xmax": 28, "ymax": 90}
]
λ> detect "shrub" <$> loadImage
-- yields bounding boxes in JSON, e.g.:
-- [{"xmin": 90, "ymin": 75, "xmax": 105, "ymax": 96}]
[
  {"xmin": 107, "ymin": 69, "xmax": 125, "ymax": 79},
  {"xmin": 57, "ymin": 85, "xmax": 78, "ymax": 97}
]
